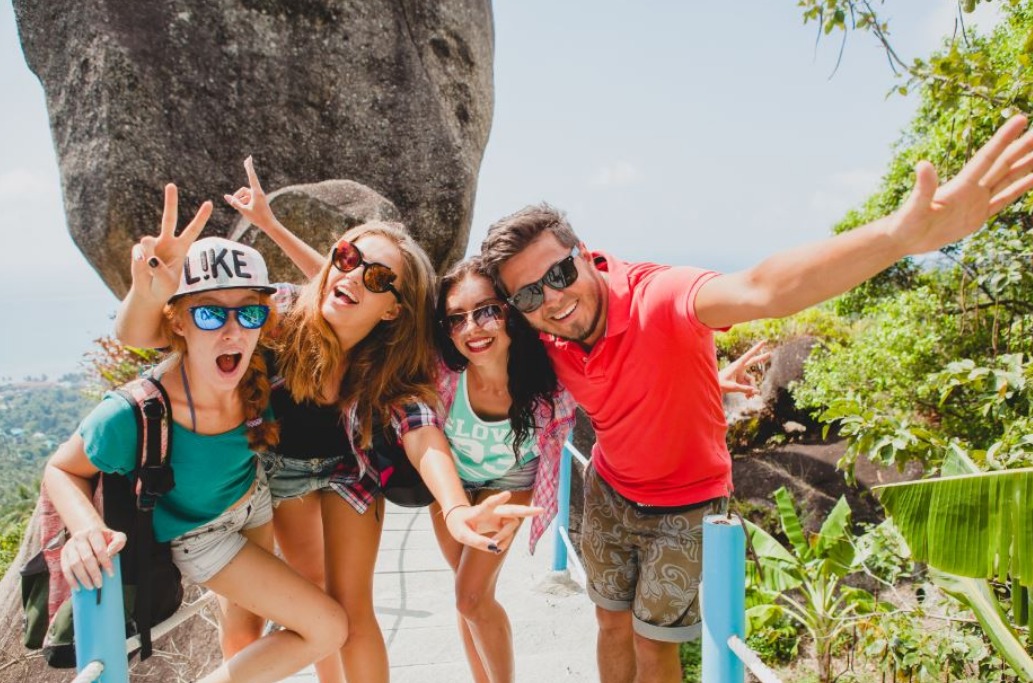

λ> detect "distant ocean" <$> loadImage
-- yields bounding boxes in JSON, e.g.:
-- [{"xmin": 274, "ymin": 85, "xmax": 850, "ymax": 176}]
[{"xmin": 0, "ymin": 291, "xmax": 118, "ymax": 382}]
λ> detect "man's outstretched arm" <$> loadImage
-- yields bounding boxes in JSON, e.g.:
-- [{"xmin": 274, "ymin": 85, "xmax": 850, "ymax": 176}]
[{"xmin": 696, "ymin": 114, "xmax": 1033, "ymax": 330}]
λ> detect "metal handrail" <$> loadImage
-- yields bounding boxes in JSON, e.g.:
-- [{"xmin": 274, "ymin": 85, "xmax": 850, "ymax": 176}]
[
  {"xmin": 728, "ymin": 635, "xmax": 782, "ymax": 683},
  {"xmin": 69, "ymin": 661, "xmax": 104, "ymax": 683},
  {"xmin": 124, "ymin": 591, "xmax": 216, "ymax": 654},
  {"xmin": 551, "ymin": 445, "xmax": 782, "ymax": 682},
  {"xmin": 70, "ymin": 555, "xmax": 214, "ymax": 683},
  {"xmin": 551, "ymin": 438, "xmax": 588, "ymax": 585}
]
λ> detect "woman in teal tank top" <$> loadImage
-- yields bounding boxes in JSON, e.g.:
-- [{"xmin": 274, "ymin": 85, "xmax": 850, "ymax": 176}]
[
  {"xmin": 44, "ymin": 187, "xmax": 348, "ymax": 683},
  {"xmin": 431, "ymin": 257, "xmax": 577, "ymax": 683}
]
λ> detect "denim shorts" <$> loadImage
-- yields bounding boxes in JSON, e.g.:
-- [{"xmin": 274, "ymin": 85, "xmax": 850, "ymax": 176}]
[
  {"xmin": 170, "ymin": 469, "xmax": 272, "ymax": 585},
  {"xmin": 462, "ymin": 455, "xmax": 540, "ymax": 493},
  {"xmin": 259, "ymin": 452, "xmax": 349, "ymax": 502}
]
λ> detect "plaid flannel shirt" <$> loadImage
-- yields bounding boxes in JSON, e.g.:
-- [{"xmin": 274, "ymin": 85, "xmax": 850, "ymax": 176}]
[
  {"xmin": 342, "ymin": 398, "xmax": 442, "ymax": 504},
  {"xmin": 436, "ymin": 359, "xmax": 576, "ymax": 553}
]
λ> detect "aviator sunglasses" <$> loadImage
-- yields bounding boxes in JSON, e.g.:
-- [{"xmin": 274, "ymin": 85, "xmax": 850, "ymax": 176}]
[
  {"xmin": 443, "ymin": 302, "xmax": 507, "ymax": 336},
  {"xmin": 330, "ymin": 239, "xmax": 402, "ymax": 302},
  {"xmin": 189, "ymin": 304, "xmax": 271, "ymax": 331},
  {"xmin": 507, "ymin": 246, "xmax": 581, "ymax": 313}
]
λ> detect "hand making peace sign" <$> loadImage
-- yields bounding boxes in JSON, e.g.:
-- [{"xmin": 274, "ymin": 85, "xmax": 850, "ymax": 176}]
[{"xmin": 128, "ymin": 183, "xmax": 212, "ymax": 304}]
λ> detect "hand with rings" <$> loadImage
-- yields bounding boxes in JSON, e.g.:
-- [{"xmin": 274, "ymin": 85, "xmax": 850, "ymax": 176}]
[{"xmin": 130, "ymin": 184, "xmax": 212, "ymax": 304}]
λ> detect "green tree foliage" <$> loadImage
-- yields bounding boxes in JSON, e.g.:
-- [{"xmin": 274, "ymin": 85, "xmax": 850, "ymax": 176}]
[
  {"xmin": 786, "ymin": 6, "xmax": 1033, "ymax": 676},
  {"xmin": 0, "ymin": 337, "xmax": 156, "ymax": 575},
  {"xmin": 0, "ymin": 380, "xmax": 92, "ymax": 511},
  {"xmin": 82, "ymin": 335, "xmax": 161, "ymax": 398},
  {"xmin": 793, "ymin": 1, "xmax": 1033, "ymax": 479}
]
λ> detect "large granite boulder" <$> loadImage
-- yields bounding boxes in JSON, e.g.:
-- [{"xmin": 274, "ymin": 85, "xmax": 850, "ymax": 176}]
[
  {"xmin": 13, "ymin": 0, "xmax": 494, "ymax": 295},
  {"xmin": 724, "ymin": 336, "xmax": 821, "ymax": 449}
]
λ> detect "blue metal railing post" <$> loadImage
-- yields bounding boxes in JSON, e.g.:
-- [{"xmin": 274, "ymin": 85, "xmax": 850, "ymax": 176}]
[
  {"xmin": 72, "ymin": 554, "xmax": 129, "ymax": 682},
  {"xmin": 552, "ymin": 440, "xmax": 573, "ymax": 571},
  {"xmin": 701, "ymin": 514, "xmax": 746, "ymax": 683}
]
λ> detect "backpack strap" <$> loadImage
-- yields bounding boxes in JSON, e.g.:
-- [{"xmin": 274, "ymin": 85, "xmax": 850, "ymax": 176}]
[{"xmin": 113, "ymin": 376, "xmax": 174, "ymax": 660}]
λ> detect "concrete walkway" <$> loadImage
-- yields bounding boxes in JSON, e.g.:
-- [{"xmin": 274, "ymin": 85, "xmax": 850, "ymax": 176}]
[{"xmin": 287, "ymin": 502, "xmax": 599, "ymax": 682}]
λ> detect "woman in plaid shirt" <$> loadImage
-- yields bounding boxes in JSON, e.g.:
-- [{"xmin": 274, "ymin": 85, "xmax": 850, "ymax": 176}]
[{"xmin": 431, "ymin": 256, "xmax": 576, "ymax": 683}]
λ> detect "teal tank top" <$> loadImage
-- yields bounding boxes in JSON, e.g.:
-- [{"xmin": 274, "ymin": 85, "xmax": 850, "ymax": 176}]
[{"xmin": 444, "ymin": 371, "xmax": 535, "ymax": 482}]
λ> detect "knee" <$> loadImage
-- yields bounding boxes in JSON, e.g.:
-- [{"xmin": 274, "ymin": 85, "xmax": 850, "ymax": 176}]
[
  {"xmin": 311, "ymin": 602, "xmax": 349, "ymax": 654},
  {"xmin": 595, "ymin": 606, "xmax": 632, "ymax": 636},
  {"xmin": 633, "ymin": 633, "xmax": 676, "ymax": 656},
  {"xmin": 337, "ymin": 599, "xmax": 380, "ymax": 639},
  {"xmin": 219, "ymin": 618, "xmax": 263, "ymax": 656},
  {"xmin": 454, "ymin": 587, "xmax": 492, "ymax": 620}
]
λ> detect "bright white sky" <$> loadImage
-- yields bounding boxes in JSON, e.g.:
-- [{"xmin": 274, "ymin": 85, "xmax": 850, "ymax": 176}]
[{"xmin": 0, "ymin": 1, "xmax": 1004, "ymax": 379}]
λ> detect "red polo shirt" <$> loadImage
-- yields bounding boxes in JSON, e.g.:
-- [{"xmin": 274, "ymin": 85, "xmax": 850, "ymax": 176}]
[{"xmin": 544, "ymin": 253, "xmax": 732, "ymax": 506}]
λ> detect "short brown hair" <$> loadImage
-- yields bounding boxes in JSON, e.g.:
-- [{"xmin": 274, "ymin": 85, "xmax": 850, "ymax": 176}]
[{"xmin": 479, "ymin": 203, "xmax": 579, "ymax": 288}]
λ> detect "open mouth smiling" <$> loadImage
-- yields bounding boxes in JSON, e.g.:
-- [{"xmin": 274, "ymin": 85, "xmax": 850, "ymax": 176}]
[
  {"xmin": 465, "ymin": 337, "xmax": 495, "ymax": 353},
  {"xmin": 551, "ymin": 300, "xmax": 577, "ymax": 322},
  {"xmin": 333, "ymin": 285, "xmax": 358, "ymax": 304}
]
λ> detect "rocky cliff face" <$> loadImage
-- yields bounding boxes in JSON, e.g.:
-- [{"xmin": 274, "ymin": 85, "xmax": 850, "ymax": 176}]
[{"xmin": 13, "ymin": 0, "xmax": 494, "ymax": 294}]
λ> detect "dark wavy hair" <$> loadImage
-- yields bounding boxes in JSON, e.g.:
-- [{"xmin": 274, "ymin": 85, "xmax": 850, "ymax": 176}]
[{"xmin": 434, "ymin": 256, "xmax": 558, "ymax": 456}]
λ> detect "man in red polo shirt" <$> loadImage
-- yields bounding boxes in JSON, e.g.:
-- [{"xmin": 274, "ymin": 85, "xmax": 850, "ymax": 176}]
[{"xmin": 479, "ymin": 114, "xmax": 1033, "ymax": 683}]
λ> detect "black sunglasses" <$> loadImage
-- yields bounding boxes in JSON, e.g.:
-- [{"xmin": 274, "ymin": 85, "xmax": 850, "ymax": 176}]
[
  {"xmin": 189, "ymin": 304, "xmax": 270, "ymax": 331},
  {"xmin": 330, "ymin": 239, "xmax": 401, "ymax": 302},
  {"xmin": 507, "ymin": 246, "xmax": 580, "ymax": 313},
  {"xmin": 442, "ymin": 302, "xmax": 507, "ymax": 336}
]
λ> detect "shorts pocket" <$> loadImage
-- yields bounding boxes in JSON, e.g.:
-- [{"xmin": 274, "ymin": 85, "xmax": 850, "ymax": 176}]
[{"xmin": 258, "ymin": 452, "xmax": 282, "ymax": 478}]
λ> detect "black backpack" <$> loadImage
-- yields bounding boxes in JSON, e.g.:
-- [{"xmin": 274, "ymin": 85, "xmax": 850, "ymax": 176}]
[
  {"xmin": 20, "ymin": 375, "xmax": 183, "ymax": 668},
  {"xmin": 371, "ymin": 420, "xmax": 435, "ymax": 508}
]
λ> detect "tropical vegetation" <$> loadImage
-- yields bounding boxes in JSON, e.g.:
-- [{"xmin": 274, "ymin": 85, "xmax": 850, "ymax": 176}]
[{"xmin": 720, "ymin": 1, "xmax": 1033, "ymax": 680}]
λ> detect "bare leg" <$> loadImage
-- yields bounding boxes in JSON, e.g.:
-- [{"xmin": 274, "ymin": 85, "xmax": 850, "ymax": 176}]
[
  {"xmin": 197, "ymin": 540, "xmax": 348, "ymax": 683},
  {"xmin": 596, "ymin": 606, "xmax": 635, "ymax": 683},
  {"xmin": 322, "ymin": 494, "xmax": 388, "ymax": 683},
  {"xmin": 214, "ymin": 522, "xmax": 275, "ymax": 658},
  {"xmin": 273, "ymin": 493, "xmax": 345, "ymax": 683},
  {"xmin": 430, "ymin": 499, "xmax": 490, "ymax": 683},
  {"xmin": 432, "ymin": 490, "xmax": 529, "ymax": 683},
  {"xmin": 632, "ymin": 634, "xmax": 682, "ymax": 683}
]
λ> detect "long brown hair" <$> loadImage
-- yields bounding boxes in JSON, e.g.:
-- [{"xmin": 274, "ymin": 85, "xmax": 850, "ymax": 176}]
[
  {"xmin": 276, "ymin": 221, "xmax": 439, "ymax": 448},
  {"xmin": 160, "ymin": 293, "xmax": 280, "ymax": 451},
  {"xmin": 434, "ymin": 257, "xmax": 559, "ymax": 456}
]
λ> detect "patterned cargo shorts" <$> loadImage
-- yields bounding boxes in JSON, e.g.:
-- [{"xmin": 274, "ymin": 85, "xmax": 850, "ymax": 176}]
[{"xmin": 580, "ymin": 464, "xmax": 727, "ymax": 642}]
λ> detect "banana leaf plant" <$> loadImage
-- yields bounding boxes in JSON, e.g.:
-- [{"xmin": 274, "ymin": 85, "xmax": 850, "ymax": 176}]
[
  {"xmin": 744, "ymin": 487, "xmax": 891, "ymax": 683},
  {"xmin": 874, "ymin": 446, "xmax": 1033, "ymax": 680}
]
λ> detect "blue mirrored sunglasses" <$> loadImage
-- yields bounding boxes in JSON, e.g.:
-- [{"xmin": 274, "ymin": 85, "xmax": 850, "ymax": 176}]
[{"xmin": 189, "ymin": 304, "xmax": 270, "ymax": 331}]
